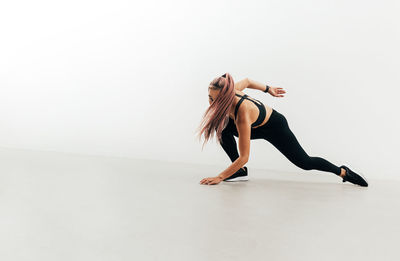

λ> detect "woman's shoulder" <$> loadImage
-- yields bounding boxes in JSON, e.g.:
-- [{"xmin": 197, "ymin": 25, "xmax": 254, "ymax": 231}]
[{"xmin": 235, "ymin": 90, "xmax": 246, "ymax": 96}]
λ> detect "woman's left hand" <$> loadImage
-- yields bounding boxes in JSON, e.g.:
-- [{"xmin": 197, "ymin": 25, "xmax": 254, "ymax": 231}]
[{"xmin": 200, "ymin": 176, "xmax": 222, "ymax": 185}]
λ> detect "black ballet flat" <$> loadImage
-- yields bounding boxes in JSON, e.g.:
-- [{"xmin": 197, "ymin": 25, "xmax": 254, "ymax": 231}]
[
  {"xmin": 340, "ymin": 165, "xmax": 368, "ymax": 187},
  {"xmin": 224, "ymin": 166, "xmax": 249, "ymax": 182}
]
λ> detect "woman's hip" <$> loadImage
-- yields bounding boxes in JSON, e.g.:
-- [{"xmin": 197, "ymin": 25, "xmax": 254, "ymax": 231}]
[{"xmin": 260, "ymin": 108, "xmax": 288, "ymax": 129}]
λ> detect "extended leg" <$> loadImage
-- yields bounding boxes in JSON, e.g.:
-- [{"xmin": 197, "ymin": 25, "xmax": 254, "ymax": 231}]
[{"xmin": 265, "ymin": 114, "xmax": 342, "ymax": 176}]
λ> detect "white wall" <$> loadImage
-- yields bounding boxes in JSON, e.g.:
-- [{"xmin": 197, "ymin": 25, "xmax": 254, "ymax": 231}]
[{"xmin": 1, "ymin": 0, "xmax": 399, "ymax": 180}]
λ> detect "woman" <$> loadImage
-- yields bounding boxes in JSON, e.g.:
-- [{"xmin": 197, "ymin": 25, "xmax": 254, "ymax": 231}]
[{"xmin": 196, "ymin": 73, "xmax": 368, "ymax": 187}]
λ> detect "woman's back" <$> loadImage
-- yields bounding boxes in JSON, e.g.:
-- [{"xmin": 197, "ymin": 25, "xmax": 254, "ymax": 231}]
[{"xmin": 229, "ymin": 90, "xmax": 273, "ymax": 129}]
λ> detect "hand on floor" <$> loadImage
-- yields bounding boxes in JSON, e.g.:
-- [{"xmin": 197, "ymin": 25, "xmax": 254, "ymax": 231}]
[{"xmin": 200, "ymin": 176, "xmax": 222, "ymax": 185}]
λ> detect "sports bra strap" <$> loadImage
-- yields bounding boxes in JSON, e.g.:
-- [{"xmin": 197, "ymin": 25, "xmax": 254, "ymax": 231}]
[
  {"xmin": 234, "ymin": 95, "xmax": 246, "ymax": 120},
  {"xmin": 234, "ymin": 93, "xmax": 265, "ymax": 125}
]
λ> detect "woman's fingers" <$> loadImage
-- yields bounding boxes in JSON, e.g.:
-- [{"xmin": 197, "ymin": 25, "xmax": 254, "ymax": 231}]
[
  {"xmin": 200, "ymin": 177, "xmax": 220, "ymax": 185},
  {"xmin": 200, "ymin": 178, "xmax": 210, "ymax": 184}
]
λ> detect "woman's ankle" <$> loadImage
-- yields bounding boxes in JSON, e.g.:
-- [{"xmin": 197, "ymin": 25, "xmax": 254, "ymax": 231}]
[{"xmin": 339, "ymin": 167, "xmax": 346, "ymax": 177}]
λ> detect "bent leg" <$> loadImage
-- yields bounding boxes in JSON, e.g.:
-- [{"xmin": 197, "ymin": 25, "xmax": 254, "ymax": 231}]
[{"xmin": 220, "ymin": 118, "xmax": 239, "ymax": 162}]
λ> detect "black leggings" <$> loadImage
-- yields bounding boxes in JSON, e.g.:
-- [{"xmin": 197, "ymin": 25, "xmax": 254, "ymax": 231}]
[{"xmin": 220, "ymin": 108, "xmax": 342, "ymax": 176}]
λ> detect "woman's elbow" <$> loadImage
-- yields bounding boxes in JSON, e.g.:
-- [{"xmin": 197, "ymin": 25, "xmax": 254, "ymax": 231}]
[
  {"xmin": 240, "ymin": 155, "xmax": 249, "ymax": 164},
  {"xmin": 245, "ymin": 78, "xmax": 251, "ymax": 88}
]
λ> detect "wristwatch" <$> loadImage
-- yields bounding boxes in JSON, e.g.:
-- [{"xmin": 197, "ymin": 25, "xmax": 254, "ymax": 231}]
[{"xmin": 264, "ymin": 85, "xmax": 270, "ymax": 93}]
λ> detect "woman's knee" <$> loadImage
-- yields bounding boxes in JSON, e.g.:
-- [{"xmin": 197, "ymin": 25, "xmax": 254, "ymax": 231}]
[
  {"xmin": 300, "ymin": 162, "xmax": 313, "ymax": 170},
  {"xmin": 292, "ymin": 156, "xmax": 314, "ymax": 170},
  {"xmin": 222, "ymin": 128, "xmax": 236, "ymax": 138}
]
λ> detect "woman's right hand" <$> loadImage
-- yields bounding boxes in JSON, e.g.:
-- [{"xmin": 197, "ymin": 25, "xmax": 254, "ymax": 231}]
[{"xmin": 268, "ymin": 87, "xmax": 286, "ymax": 97}]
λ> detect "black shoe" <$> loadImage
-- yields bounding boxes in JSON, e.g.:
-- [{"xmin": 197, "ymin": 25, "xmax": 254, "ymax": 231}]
[
  {"xmin": 223, "ymin": 166, "xmax": 249, "ymax": 182},
  {"xmin": 340, "ymin": 165, "xmax": 368, "ymax": 187}
]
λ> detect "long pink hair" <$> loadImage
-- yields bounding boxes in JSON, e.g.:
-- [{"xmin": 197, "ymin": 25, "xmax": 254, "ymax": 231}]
[{"xmin": 196, "ymin": 73, "xmax": 236, "ymax": 150}]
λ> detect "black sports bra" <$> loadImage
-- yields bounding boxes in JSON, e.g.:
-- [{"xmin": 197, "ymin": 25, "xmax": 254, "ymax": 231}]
[{"xmin": 234, "ymin": 93, "xmax": 266, "ymax": 128}]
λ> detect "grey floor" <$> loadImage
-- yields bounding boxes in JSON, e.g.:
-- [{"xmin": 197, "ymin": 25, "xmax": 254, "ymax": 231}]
[{"xmin": 0, "ymin": 147, "xmax": 399, "ymax": 261}]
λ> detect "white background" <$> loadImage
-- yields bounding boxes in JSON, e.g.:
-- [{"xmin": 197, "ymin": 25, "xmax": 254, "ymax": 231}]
[{"xmin": 1, "ymin": 0, "xmax": 399, "ymax": 180}]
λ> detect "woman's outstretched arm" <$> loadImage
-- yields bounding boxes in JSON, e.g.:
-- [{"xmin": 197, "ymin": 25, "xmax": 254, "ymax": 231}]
[
  {"xmin": 249, "ymin": 78, "xmax": 287, "ymax": 97},
  {"xmin": 234, "ymin": 77, "xmax": 280, "ymax": 94},
  {"xmin": 248, "ymin": 78, "xmax": 271, "ymax": 92}
]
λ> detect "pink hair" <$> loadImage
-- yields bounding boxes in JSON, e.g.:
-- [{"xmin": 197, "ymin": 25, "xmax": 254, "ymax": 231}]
[{"xmin": 196, "ymin": 73, "xmax": 236, "ymax": 150}]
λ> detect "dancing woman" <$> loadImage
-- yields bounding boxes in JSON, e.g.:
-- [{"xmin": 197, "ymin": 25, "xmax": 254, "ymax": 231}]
[{"xmin": 196, "ymin": 73, "xmax": 368, "ymax": 187}]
